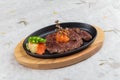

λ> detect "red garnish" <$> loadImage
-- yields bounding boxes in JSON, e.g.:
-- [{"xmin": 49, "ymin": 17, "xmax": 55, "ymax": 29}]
[
  {"xmin": 55, "ymin": 20, "xmax": 70, "ymax": 43},
  {"xmin": 36, "ymin": 43, "xmax": 46, "ymax": 55}
]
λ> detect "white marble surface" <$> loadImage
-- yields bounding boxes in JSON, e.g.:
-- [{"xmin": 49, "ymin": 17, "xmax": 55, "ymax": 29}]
[{"xmin": 0, "ymin": 0, "xmax": 120, "ymax": 80}]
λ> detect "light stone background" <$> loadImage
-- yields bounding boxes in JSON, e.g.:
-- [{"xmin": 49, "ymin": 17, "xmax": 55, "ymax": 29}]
[{"xmin": 0, "ymin": 0, "xmax": 120, "ymax": 80}]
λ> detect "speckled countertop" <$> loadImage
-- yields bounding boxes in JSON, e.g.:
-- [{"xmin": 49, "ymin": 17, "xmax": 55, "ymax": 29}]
[{"xmin": 0, "ymin": 0, "xmax": 120, "ymax": 80}]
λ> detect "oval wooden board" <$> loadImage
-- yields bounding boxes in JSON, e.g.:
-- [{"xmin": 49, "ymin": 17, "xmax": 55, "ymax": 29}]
[{"xmin": 14, "ymin": 26, "xmax": 104, "ymax": 69}]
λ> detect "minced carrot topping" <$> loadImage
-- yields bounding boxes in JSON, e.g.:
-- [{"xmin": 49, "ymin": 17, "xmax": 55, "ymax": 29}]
[
  {"xmin": 37, "ymin": 43, "xmax": 46, "ymax": 55},
  {"xmin": 56, "ymin": 30, "xmax": 70, "ymax": 43},
  {"xmin": 55, "ymin": 20, "xmax": 70, "ymax": 43}
]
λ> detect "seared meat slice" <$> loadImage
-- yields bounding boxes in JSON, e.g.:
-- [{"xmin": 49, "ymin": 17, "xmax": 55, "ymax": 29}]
[{"xmin": 72, "ymin": 28, "xmax": 92, "ymax": 41}]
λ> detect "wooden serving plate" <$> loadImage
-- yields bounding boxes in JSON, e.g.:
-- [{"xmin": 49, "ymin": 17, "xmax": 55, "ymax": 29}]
[{"xmin": 14, "ymin": 26, "xmax": 104, "ymax": 69}]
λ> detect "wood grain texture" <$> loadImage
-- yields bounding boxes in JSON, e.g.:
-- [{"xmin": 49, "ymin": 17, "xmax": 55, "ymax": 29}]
[{"xmin": 14, "ymin": 26, "xmax": 104, "ymax": 69}]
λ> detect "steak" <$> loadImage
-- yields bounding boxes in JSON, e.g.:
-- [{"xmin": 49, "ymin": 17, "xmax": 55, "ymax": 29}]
[
  {"xmin": 46, "ymin": 28, "xmax": 92, "ymax": 54},
  {"xmin": 72, "ymin": 28, "xmax": 92, "ymax": 41}
]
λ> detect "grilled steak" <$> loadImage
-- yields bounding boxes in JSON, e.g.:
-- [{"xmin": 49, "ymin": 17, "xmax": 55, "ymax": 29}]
[
  {"xmin": 72, "ymin": 28, "xmax": 92, "ymax": 41},
  {"xmin": 46, "ymin": 28, "xmax": 92, "ymax": 54}
]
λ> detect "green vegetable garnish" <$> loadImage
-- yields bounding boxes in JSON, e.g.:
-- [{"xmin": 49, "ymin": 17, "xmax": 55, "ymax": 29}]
[{"xmin": 28, "ymin": 36, "xmax": 46, "ymax": 43}]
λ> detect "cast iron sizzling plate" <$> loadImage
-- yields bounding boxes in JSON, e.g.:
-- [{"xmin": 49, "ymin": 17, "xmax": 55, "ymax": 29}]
[{"xmin": 23, "ymin": 22, "xmax": 97, "ymax": 58}]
